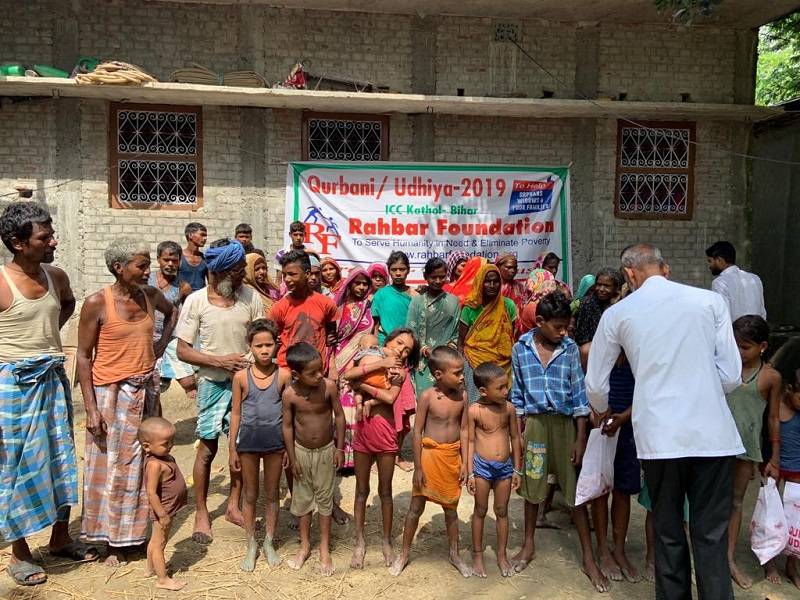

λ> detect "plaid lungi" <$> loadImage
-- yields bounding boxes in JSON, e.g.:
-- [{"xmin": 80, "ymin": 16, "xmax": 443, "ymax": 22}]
[
  {"xmin": 158, "ymin": 338, "xmax": 194, "ymax": 381},
  {"xmin": 195, "ymin": 377, "xmax": 232, "ymax": 440},
  {"xmin": 0, "ymin": 355, "xmax": 78, "ymax": 541},
  {"xmin": 81, "ymin": 371, "xmax": 159, "ymax": 547}
]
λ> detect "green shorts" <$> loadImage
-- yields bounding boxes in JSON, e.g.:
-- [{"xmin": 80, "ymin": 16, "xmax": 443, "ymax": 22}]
[{"xmin": 518, "ymin": 413, "xmax": 578, "ymax": 508}]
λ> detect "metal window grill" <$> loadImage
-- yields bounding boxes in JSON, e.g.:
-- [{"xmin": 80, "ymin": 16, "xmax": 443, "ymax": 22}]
[
  {"xmin": 615, "ymin": 121, "xmax": 695, "ymax": 220},
  {"xmin": 304, "ymin": 115, "xmax": 388, "ymax": 161}
]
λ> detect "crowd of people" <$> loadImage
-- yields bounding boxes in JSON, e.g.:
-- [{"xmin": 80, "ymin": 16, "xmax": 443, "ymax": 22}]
[{"xmin": 1, "ymin": 203, "xmax": 799, "ymax": 599}]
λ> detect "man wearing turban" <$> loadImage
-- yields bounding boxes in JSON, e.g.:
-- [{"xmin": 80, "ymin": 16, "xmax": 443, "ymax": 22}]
[{"xmin": 175, "ymin": 238, "xmax": 264, "ymax": 544}]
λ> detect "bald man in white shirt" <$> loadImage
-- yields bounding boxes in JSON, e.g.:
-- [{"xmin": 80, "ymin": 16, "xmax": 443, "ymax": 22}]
[{"xmin": 585, "ymin": 244, "xmax": 742, "ymax": 600}]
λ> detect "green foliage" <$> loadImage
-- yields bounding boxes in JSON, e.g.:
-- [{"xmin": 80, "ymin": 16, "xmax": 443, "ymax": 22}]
[
  {"xmin": 756, "ymin": 12, "xmax": 800, "ymax": 106},
  {"xmin": 654, "ymin": 0, "xmax": 721, "ymax": 23}
]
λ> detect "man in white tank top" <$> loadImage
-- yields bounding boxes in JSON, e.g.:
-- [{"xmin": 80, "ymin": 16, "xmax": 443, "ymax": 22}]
[{"xmin": 0, "ymin": 202, "xmax": 97, "ymax": 587}]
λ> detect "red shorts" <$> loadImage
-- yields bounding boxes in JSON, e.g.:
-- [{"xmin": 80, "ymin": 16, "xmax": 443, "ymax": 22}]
[{"xmin": 353, "ymin": 414, "xmax": 398, "ymax": 455}]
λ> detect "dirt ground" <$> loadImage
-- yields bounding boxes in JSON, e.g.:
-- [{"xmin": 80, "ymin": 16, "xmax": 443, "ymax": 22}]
[{"xmin": 1, "ymin": 384, "xmax": 797, "ymax": 600}]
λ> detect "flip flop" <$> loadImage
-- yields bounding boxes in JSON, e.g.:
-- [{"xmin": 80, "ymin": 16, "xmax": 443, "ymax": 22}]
[
  {"xmin": 6, "ymin": 560, "xmax": 47, "ymax": 586},
  {"xmin": 50, "ymin": 540, "xmax": 100, "ymax": 562}
]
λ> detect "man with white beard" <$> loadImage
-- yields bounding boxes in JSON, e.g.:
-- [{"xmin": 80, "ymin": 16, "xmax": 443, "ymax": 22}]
[{"xmin": 176, "ymin": 238, "xmax": 263, "ymax": 544}]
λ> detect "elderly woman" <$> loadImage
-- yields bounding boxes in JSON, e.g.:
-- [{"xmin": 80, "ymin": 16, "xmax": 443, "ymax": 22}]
[
  {"xmin": 244, "ymin": 252, "xmax": 280, "ymax": 313},
  {"xmin": 77, "ymin": 239, "xmax": 174, "ymax": 566}
]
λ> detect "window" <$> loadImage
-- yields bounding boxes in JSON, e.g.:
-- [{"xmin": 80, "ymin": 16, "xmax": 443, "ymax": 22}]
[
  {"xmin": 302, "ymin": 112, "xmax": 389, "ymax": 161},
  {"xmin": 109, "ymin": 103, "xmax": 203, "ymax": 209},
  {"xmin": 614, "ymin": 121, "xmax": 695, "ymax": 220}
]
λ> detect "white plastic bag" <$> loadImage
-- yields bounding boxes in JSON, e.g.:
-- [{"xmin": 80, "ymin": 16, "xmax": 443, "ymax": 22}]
[
  {"xmin": 750, "ymin": 478, "xmax": 789, "ymax": 564},
  {"xmin": 783, "ymin": 481, "xmax": 800, "ymax": 558},
  {"xmin": 575, "ymin": 428, "xmax": 618, "ymax": 506}
]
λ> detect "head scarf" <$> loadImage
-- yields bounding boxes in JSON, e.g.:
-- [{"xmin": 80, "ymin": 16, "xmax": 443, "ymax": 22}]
[
  {"xmin": 526, "ymin": 268, "xmax": 557, "ymax": 299},
  {"xmin": 206, "ymin": 241, "xmax": 245, "ymax": 273},
  {"xmin": 308, "ymin": 254, "xmax": 321, "ymax": 269},
  {"xmin": 319, "ymin": 257, "xmax": 344, "ymax": 294},
  {"xmin": 334, "ymin": 267, "xmax": 373, "ymax": 306},
  {"xmin": 367, "ymin": 262, "xmax": 389, "ymax": 281},
  {"xmin": 464, "ymin": 263, "xmax": 501, "ymax": 309},
  {"xmin": 444, "ymin": 256, "xmax": 486, "ymax": 305},
  {"xmin": 446, "ymin": 251, "xmax": 470, "ymax": 282},
  {"xmin": 494, "ymin": 252, "xmax": 517, "ymax": 270},
  {"xmin": 575, "ymin": 274, "xmax": 596, "ymax": 300},
  {"xmin": 245, "ymin": 253, "xmax": 279, "ymax": 308},
  {"xmin": 494, "ymin": 252, "xmax": 526, "ymax": 310}
]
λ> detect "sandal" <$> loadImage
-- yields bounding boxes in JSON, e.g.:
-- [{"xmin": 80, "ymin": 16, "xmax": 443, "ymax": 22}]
[
  {"xmin": 6, "ymin": 560, "xmax": 47, "ymax": 586},
  {"xmin": 50, "ymin": 540, "xmax": 100, "ymax": 562}
]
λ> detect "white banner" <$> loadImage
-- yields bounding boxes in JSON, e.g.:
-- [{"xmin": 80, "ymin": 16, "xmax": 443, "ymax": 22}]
[{"xmin": 285, "ymin": 162, "xmax": 571, "ymax": 284}]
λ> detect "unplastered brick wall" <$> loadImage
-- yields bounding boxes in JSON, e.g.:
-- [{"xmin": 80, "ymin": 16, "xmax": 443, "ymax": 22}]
[
  {"xmin": 598, "ymin": 24, "xmax": 736, "ymax": 103},
  {"xmin": 591, "ymin": 119, "xmax": 744, "ymax": 287},
  {"xmin": 435, "ymin": 18, "xmax": 576, "ymax": 99}
]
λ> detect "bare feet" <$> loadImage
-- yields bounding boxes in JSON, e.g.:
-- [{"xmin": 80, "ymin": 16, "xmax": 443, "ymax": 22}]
[
  {"xmin": 104, "ymin": 550, "xmax": 127, "ymax": 567},
  {"xmin": 192, "ymin": 513, "xmax": 213, "ymax": 544},
  {"xmin": 787, "ymin": 558, "xmax": 800, "ymax": 590},
  {"xmin": 729, "ymin": 558, "xmax": 753, "ymax": 590},
  {"xmin": 319, "ymin": 554, "xmax": 335, "ymax": 577},
  {"xmin": 156, "ymin": 577, "xmax": 187, "ymax": 591},
  {"xmin": 598, "ymin": 551, "xmax": 623, "ymax": 581},
  {"xmin": 144, "ymin": 565, "xmax": 155, "ymax": 577},
  {"xmin": 382, "ymin": 539, "xmax": 396, "ymax": 567},
  {"xmin": 472, "ymin": 551, "xmax": 487, "ymax": 578},
  {"xmin": 449, "ymin": 550, "xmax": 472, "ymax": 578},
  {"xmin": 611, "ymin": 547, "xmax": 641, "ymax": 583},
  {"xmin": 240, "ymin": 537, "xmax": 259, "ymax": 572},
  {"xmin": 497, "ymin": 555, "xmax": 515, "ymax": 578},
  {"xmin": 536, "ymin": 513, "xmax": 561, "ymax": 529},
  {"xmin": 389, "ymin": 552, "xmax": 409, "ymax": 576},
  {"xmin": 225, "ymin": 507, "xmax": 245, "ymax": 528},
  {"xmin": 765, "ymin": 560, "xmax": 781, "ymax": 584},
  {"xmin": 286, "ymin": 548, "xmax": 311, "ymax": 571},
  {"xmin": 396, "ymin": 458, "xmax": 414, "ymax": 472},
  {"xmin": 350, "ymin": 539, "xmax": 366, "ymax": 570},
  {"xmin": 582, "ymin": 558, "xmax": 610, "ymax": 593},
  {"xmin": 643, "ymin": 561, "xmax": 655, "ymax": 583},
  {"xmin": 287, "ymin": 514, "xmax": 299, "ymax": 531},
  {"xmin": 512, "ymin": 544, "xmax": 535, "ymax": 572},
  {"xmin": 332, "ymin": 504, "xmax": 351, "ymax": 526},
  {"xmin": 263, "ymin": 537, "xmax": 281, "ymax": 567}
]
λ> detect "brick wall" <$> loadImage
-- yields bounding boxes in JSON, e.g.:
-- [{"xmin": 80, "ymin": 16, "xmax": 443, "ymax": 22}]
[{"xmin": 0, "ymin": 0, "xmax": 751, "ymax": 309}]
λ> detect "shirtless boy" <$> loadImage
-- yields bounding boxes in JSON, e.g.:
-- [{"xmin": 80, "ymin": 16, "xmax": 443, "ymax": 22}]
[
  {"xmin": 281, "ymin": 342, "xmax": 345, "ymax": 576},
  {"xmin": 467, "ymin": 362, "xmax": 522, "ymax": 578},
  {"xmin": 390, "ymin": 346, "xmax": 471, "ymax": 578}
]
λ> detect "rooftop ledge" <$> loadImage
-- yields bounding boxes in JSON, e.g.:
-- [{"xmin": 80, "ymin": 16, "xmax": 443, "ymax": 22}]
[{"xmin": 0, "ymin": 76, "xmax": 780, "ymax": 122}]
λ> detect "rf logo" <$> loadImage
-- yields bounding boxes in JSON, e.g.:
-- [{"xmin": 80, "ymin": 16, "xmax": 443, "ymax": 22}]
[{"xmin": 303, "ymin": 206, "xmax": 341, "ymax": 255}]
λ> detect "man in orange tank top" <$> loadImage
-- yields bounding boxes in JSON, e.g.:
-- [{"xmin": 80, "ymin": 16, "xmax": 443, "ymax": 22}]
[
  {"xmin": 0, "ymin": 202, "xmax": 94, "ymax": 587},
  {"xmin": 77, "ymin": 239, "xmax": 175, "ymax": 566}
]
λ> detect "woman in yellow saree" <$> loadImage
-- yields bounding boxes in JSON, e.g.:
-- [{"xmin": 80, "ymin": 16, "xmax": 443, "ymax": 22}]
[{"xmin": 458, "ymin": 263, "xmax": 517, "ymax": 402}]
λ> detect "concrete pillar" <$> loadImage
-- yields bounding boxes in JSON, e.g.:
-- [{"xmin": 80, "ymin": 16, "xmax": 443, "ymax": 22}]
[
  {"xmin": 570, "ymin": 24, "xmax": 601, "ymax": 282},
  {"xmin": 238, "ymin": 4, "xmax": 266, "ymax": 74},
  {"xmin": 239, "ymin": 108, "xmax": 269, "ymax": 251},
  {"xmin": 733, "ymin": 29, "xmax": 758, "ymax": 105},
  {"xmin": 411, "ymin": 16, "xmax": 436, "ymax": 162}
]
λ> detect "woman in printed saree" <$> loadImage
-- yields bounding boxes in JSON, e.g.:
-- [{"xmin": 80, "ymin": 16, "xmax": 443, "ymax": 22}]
[
  {"xmin": 519, "ymin": 268, "xmax": 567, "ymax": 334},
  {"xmin": 332, "ymin": 268, "xmax": 375, "ymax": 469},
  {"xmin": 406, "ymin": 257, "xmax": 460, "ymax": 395},
  {"xmin": 371, "ymin": 251, "xmax": 417, "ymax": 345},
  {"xmin": 458, "ymin": 263, "xmax": 516, "ymax": 403},
  {"xmin": 244, "ymin": 252, "xmax": 280, "ymax": 314},
  {"xmin": 77, "ymin": 239, "xmax": 174, "ymax": 566},
  {"xmin": 320, "ymin": 257, "xmax": 344, "ymax": 298}
]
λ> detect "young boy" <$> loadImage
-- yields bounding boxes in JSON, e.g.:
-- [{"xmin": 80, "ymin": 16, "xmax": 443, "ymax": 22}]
[
  {"xmin": 281, "ymin": 342, "xmax": 345, "ymax": 576},
  {"xmin": 269, "ymin": 251, "xmax": 337, "ymax": 370},
  {"xmin": 390, "ymin": 345, "xmax": 471, "ymax": 578},
  {"xmin": 140, "ymin": 417, "xmax": 188, "ymax": 591},
  {"xmin": 229, "ymin": 319, "xmax": 292, "ymax": 572},
  {"xmin": 467, "ymin": 362, "xmax": 522, "ymax": 578},
  {"xmin": 510, "ymin": 292, "xmax": 609, "ymax": 593},
  {"xmin": 275, "ymin": 221, "xmax": 307, "ymax": 279},
  {"xmin": 234, "ymin": 223, "xmax": 253, "ymax": 248}
]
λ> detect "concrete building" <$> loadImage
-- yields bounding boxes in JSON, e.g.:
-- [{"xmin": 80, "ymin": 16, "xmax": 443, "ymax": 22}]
[{"xmin": 1, "ymin": 0, "xmax": 797, "ymax": 329}]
